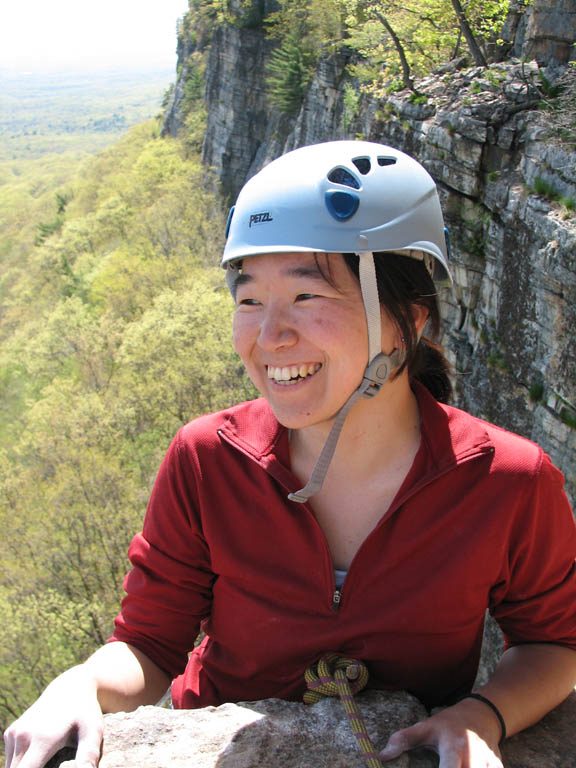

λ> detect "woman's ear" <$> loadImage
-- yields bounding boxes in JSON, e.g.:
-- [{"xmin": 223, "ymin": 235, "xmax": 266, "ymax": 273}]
[{"xmin": 412, "ymin": 304, "xmax": 429, "ymax": 340}]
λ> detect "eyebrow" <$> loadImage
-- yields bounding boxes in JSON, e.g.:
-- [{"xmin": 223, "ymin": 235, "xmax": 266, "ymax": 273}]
[
  {"xmin": 285, "ymin": 265, "xmax": 328, "ymax": 281},
  {"xmin": 230, "ymin": 272, "xmax": 253, "ymax": 299},
  {"xmin": 231, "ymin": 262, "xmax": 329, "ymax": 298}
]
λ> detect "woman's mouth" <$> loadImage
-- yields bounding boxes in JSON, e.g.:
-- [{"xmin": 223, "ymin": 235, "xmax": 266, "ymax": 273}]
[{"xmin": 266, "ymin": 363, "xmax": 321, "ymax": 386}]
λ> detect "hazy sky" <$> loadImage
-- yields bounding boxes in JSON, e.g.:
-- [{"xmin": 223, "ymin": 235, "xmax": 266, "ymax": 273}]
[{"xmin": 0, "ymin": 0, "xmax": 190, "ymax": 73}]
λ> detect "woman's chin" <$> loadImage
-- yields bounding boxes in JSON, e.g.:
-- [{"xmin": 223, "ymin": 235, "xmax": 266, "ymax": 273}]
[{"xmin": 267, "ymin": 400, "xmax": 338, "ymax": 433}]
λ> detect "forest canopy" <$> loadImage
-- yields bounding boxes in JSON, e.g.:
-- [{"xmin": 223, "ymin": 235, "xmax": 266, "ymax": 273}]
[
  {"xmin": 0, "ymin": 120, "xmax": 256, "ymax": 727},
  {"xmin": 188, "ymin": 0, "xmax": 511, "ymax": 112}
]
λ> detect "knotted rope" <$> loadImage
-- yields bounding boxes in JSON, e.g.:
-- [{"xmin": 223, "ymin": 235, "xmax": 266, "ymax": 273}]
[{"xmin": 304, "ymin": 653, "xmax": 383, "ymax": 768}]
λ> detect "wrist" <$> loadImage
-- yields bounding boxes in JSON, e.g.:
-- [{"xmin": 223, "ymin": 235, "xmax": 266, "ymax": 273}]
[
  {"xmin": 39, "ymin": 664, "xmax": 101, "ymax": 711},
  {"xmin": 451, "ymin": 694, "xmax": 505, "ymax": 748},
  {"xmin": 460, "ymin": 693, "xmax": 506, "ymax": 744},
  {"xmin": 46, "ymin": 664, "xmax": 98, "ymax": 691}
]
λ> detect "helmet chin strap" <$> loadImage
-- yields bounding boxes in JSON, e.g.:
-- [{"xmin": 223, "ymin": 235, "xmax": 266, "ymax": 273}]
[{"xmin": 288, "ymin": 252, "xmax": 405, "ymax": 504}]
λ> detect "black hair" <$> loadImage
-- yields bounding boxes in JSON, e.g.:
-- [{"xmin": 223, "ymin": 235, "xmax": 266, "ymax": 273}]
[{"xmin": 342, "ymin": 252, "xmax": 452, "ymax": 403}]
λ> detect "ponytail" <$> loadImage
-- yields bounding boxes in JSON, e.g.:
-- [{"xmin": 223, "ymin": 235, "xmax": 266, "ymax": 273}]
[{"xmin": 411, "ymin": 338, "xmax": 452, "ymax": 404}]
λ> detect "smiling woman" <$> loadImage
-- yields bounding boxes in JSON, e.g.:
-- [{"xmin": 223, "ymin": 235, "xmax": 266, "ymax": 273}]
[
  {"xmin": 4, "ymin": 141, "xmax": 576, "ymax": 768},
  {"xmin": 232, "ymin": 252, "xmax": 371, "ymax": 431}
]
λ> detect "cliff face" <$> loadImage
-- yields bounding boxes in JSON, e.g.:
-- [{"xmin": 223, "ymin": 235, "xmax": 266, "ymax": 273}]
[{"xmin": 164, "ymin": 1, "xmax": 576, "ymax": 501}]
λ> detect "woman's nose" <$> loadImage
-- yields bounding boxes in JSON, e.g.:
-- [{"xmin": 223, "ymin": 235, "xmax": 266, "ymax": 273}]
[{"xmin": 257, "ymin": 306, "xmax": 298, "ymax": 350}]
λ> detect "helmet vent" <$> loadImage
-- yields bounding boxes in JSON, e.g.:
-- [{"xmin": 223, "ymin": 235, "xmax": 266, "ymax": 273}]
[
  {"xmin": 377, "ymin": 157, "xmax": 397, "ymax": 166},
  {"xmin": 327, "ymin": 167, "xmax": 360, "ymax": 189},
  {"xmin": 352, "ymin": 157, "xmax": 371, "ymax": 175},
  {"xmin": 325, "ymin": 190, "xmax": 359, "ymax": 221}
]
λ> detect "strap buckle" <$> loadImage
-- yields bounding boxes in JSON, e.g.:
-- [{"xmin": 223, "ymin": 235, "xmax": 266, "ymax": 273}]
[{"xmin": 361, "ymin": 351, "xmax": 404, "ymax": 398}]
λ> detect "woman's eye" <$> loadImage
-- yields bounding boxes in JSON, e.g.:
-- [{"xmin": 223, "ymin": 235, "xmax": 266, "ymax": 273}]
[{"xmin": 295, "ymin": 293, "xmax": 317, "ymax": 301}]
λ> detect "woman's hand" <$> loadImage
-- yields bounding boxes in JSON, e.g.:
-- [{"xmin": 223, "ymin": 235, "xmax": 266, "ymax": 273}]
[
  {"xmin": 3, "ymin": 665, "xmax": 104, "ymax": 768},
  {"xmin": 380, "ymin": 698, "xmax": 503, "ymax": 768},
  {"xmin": 4, "ymin": 642, "xmax": 170, "ymax": 768}
]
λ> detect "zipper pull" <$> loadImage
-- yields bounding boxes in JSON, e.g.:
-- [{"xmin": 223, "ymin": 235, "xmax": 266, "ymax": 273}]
[{"xmin": 332, "ymin": 589, "xmax": 342, "ymax": 611}]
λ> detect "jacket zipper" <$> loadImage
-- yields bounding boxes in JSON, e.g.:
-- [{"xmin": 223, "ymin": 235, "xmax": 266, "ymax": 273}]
[
  {"xmin": 329, "ymin": 448, "xmax": 495, "ymax": 615},
  {"xmin": 332, "ymin": 588, "xmax": 342, "ymax": 612},
  {"xmin": 217, "ymin": 426, "xmax": 494, "ymax": 617}
]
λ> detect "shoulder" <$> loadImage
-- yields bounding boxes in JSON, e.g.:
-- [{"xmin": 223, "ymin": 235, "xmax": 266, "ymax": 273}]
[
  {"xmin": 429, "ymin": 401, "xmax": 570, "ymax": 524},
  {"xmin": 444, "ymin": 402, "xmax": 569, "ymax": 494},
  {"xmin": 417, "ymin": 384, "xmax": 552, "ymax": 481},
  {"xmin": 455, "ymin": 404, "xmax": 543, "ymax": 466}
]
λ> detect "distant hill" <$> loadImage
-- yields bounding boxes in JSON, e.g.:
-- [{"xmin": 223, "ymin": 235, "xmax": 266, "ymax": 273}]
[{"xmin": 0, "ymin": 68, "xmax": 175, "ymax": 159}]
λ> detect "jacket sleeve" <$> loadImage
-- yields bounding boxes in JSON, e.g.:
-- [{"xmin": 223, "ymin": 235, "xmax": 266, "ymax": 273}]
[
  {"xmin": 489, "ymin": 452, "xmax": 576, "ymax": 651},
  {"xmin": 109, "ymin": 428, "xmax": 214, "ymax": 679}
]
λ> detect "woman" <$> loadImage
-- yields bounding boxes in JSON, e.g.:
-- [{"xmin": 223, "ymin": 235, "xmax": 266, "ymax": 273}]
[{"xmin": 5, "ymin": 141, "xmax": 576, "ymax": 768}]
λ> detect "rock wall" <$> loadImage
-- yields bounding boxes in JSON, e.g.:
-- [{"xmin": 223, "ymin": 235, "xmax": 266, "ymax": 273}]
[
  {"xmin": 201, "ymin": 17, "xmax": 281, "ymax": 199},
  {"xmin": 164, "ymin": 3, "xmax": 576, "ymax": 502},
  {"xmin": 191, "ymin": 0, "xmax": 575, "ymax": 199},
  {"xmin": 364, "ymin": 61, "xmax": 576, "ymax": 505},
  {"xmin": 520, "ymin": 0, "xmax": 576, "ymax": 65},
  {"xmin": 50, "ymin": 691, "xmax": 576, "ymax": 768}
]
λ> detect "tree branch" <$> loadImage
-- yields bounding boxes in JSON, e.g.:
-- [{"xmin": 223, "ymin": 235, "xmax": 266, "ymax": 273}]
[
  {"xmin": 371, "ymin": 7, "xmax": 417, "ymax": 92},
  {"xmin": 450, "ymin": 0, "xmax": 487, "ymax": 66}
]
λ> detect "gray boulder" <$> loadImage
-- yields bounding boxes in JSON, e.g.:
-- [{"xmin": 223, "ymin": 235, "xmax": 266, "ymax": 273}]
[{"xmin": 49, "ymin": 689, "xmax": 576, "ymax": 768}]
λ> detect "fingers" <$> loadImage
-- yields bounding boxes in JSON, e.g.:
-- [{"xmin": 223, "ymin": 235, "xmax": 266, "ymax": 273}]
[
  {"xmin": 436, "ymin": 732, "xmax": 503, "ymax": 768},
  {"xmin": 4, "ymin": 707, "xmax": 103, "ymax": 768},
  {"xmin": 3, "ymin": 726, "xmax": 15, "ymax": 768},
  {"xmin": 4, "ymin": 728, "xmax": 14, "ymax": 768},
  {"xmin": 380, "ymin": 722, "xmax": 503, "ymax": 768},
  {"xmin": 380, "ymin": 722, "xmax": 437, "ymax": 761},
  {"xmin": 379, "ymin": 729, "xmax": 409, "ymax": 760},
  {"xmin": 75, "ymin": 716, "xmax": 104, "ymax": 768},
  {"xmin": 3, "ymin": 664, "xmax": 105, "ymax": 768},
  {"xmin": 437, "ymin": 743, "xmax": 465, "ymax": 768},
  {"xmin": 4, "ymin": 730, "xmax": 66, "ymax": 768},
  {"xmin": 437, "ymin": 743, "xmax": 503, "ymax": 768}
]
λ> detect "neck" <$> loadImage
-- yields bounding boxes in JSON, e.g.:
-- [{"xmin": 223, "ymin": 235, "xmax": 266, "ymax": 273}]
[{"xmin": 289, "ymin": 374, "xmax": 421, "ymax": 482}]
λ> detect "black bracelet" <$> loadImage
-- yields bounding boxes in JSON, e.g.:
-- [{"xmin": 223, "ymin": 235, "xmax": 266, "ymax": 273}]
[{"xmin": 460, "ymin": 692, "xmax": 507, "ymax": 744}]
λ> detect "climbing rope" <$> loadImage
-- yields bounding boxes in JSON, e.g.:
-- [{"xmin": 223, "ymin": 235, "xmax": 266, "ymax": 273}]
[{"xmin": 304, "ymin": 653, "xmax": 383, "ymax": 768}]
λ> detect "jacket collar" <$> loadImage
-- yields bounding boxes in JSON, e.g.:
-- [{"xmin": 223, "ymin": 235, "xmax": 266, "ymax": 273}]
[
  {"xmin": 393, "ymin": 383, "xmax": 494, "ymax": 504},
  {"xmin": 217, "ymin": 398, "xmax": 295, "ymax": 490},
  {"xmin": 217, "ymin": 383, "xmax": 494, "ymax": 487},
  {"xmin": 416, "ymin": 382, "xmax": 493, "ymax": 473}
]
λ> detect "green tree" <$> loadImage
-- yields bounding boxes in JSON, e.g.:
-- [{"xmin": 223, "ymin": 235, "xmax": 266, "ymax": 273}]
[
  {"xmin": 0, "ymin": 118, "xmax": 256, "ymax": 731},
  {"xmin": 267, "ymin": 29, "xmax": 315, "ymax": 113},
  {"xmin": 117, "ymin": 276, "xmax": 255, "ymax": 436},
  {"xmin": 265, "ymin": 0, "xmax": 510, "ymax": 97},
  {"xmin": 265, "ymin": 0, "xmax": 345, "ymax": 111}
]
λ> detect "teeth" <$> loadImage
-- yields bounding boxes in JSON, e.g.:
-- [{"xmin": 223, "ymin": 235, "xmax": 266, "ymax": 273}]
[{"xmin": 267, "ymin": 363, "xmax": 320, "ymax": 382}]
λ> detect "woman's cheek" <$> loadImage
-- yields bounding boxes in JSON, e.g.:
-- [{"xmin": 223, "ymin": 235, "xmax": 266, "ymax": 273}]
[
  {"xmin": 232, "ymin": 313, "xmax": 251, "ymax": 359},
  {"xmin": 233, "ymin": 316, "xmax": 265, "ymax": 390}
]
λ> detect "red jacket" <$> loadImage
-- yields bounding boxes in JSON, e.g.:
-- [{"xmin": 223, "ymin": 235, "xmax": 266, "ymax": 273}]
[{"xmin": 111, "ymin": 385, "xmax": 576, "ymax": 709}]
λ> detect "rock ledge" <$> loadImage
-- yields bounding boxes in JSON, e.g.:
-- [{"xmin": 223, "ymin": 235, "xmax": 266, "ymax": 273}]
[{"xmin": 50, "ymin": 690, "xmax": 576, "ymax": 768}]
